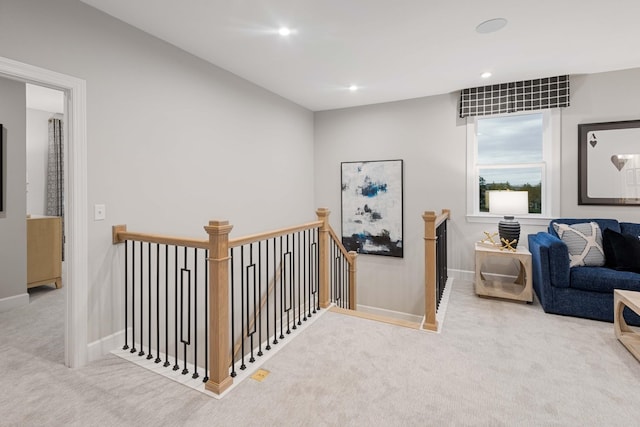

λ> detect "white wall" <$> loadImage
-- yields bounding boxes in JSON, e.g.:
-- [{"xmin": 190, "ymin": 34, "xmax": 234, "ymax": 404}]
[
  {"xmin": 560, "ymin": 69, "xmax": 640, "ymax": 221},
  {"xmin": 0, "ymin": 0, "xmax": 315, "ymax": 342},
  {"xmin": 315, "ymin": 68, "xmax": 640, "ymax": 317},
  {"xmin": 314, "ymin": 94, "xmax": 468, "ymax": 316},
  {"xmin": 0, "ymin": 77, "xmax": 26, "ymax": 304},
  {"xmin": 2, "ymin": 0, "xmax": 639, "ymax": 340},
  {"xmin": 26, "ymin": 108, "xmax": 52, "ymax": 216}
]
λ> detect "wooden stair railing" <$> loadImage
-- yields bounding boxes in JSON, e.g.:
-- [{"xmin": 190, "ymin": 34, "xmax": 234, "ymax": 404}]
[
  {"xmin": 422, "ymin": 209, "xmax": 451, "ymax": 331},
  {"xmin": 113, "ymin": 207, "xmax": 357, "ymax": 397}
]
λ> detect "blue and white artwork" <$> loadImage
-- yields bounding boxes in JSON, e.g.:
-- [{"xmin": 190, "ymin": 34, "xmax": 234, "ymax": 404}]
[{"xmin": 341, "ymin": 160, "xmax": 403, "ymax": 257}]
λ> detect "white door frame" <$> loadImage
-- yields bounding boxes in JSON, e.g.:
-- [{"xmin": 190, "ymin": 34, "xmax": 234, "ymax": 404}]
[{"xmin": 0, "ymin": 56, "xmax": 88, "ymax": 368}]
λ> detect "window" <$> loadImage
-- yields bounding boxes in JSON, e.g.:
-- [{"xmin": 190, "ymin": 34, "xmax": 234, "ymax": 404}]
[{"xmin": 466, "ymin": 110, "xmax": 560, "ymax": 222}]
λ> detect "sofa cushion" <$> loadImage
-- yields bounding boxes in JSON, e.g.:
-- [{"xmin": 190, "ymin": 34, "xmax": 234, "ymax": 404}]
[
  {"xmin": 621, "ymin": 222, "xmax": 640, "ymax": 237},
  {"xmin": 548, "ymin": 218, "xmax": 620, "ymax": 237},
  {"xmin": 602, "ymin": 228, "xmax": 640, "ymax": 273},
  {"xmin": 552, "ymin": 222, "xmax": 605, "ymax": 267},
  {"xmin": 570, "ymin": 266, "xmax": 640, "ymax": 293}
]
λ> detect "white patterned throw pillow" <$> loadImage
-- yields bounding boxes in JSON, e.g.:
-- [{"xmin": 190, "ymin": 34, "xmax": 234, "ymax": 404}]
[{"xmin": 552, "ymin": 222, "xmax": 605, "ymax": 268}]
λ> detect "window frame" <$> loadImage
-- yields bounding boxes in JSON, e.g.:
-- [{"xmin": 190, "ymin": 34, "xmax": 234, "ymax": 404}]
[{"xmin": 466, "ymin": 109, "xmax": 561, "ymax": 225}]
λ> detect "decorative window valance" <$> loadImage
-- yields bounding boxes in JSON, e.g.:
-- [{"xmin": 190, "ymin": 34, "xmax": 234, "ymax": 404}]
[{"xmin": 459, "ymin": 75, "xmax": 569, "ymax": 118}]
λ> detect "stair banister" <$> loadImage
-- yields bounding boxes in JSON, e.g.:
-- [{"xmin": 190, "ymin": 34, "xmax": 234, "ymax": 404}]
[
  {"xmin": 423, "ymin": 209, "xmax": 450, "ymax": 331},
  {"xmin": 204, "ymin": 220, "xmax": 233, "ymax": 395},
  {"xmin": 316, "ymin": 208, "xmax": 331, "ymax": 309}
]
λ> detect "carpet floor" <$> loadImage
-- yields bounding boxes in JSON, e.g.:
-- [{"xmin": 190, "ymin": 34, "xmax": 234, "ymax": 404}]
[{"xmin": 1, "ymin": 280, "xmax": 639, "ymax": 426}]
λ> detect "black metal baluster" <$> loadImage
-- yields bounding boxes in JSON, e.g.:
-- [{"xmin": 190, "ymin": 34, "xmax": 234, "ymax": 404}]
[
  {"xmin": 337, "ymin": 244, "xmax": 342, "ymax": 307},
  {"xmin": 203, "ymin": 249, "xmax": 209, "ymax": 382},
  {"xmin": 230, "ymin": 248, "xmax": 236, "ymax": 377},
  {"xmin": 139, "ymin": 241, "xmax": 145, "ymax": 357},
  {"xmin": 344, "ymin": 250, "xmax": 348, "ymax": 308},
  {"xmin": 332, "ymin": 242, "xmax": 336, "ymax": 305},
  {"xmin": 240, "ymin": 246, "xmax": 246, "ymax": 370},
  {"xmin": 286, "ymin": 234, "xmax": 291, "ymax": 335},
  {"xmin": 248, "ymin": 243, "xmax": 256, "ymax": 363},
  {"xmin": 341, "ymin": 247, "xmax": 345, "ymax": 308},
  {"xmin": 344, "ymin": 249, "xmax": 348, "ymax": 308},
  {"xmin": 296, "ymin": 232, "xmax": 302, "ymax": 326},
  {"xmin": 308, "ymin": 231, "xmax": 312, "ymax": 317},
  {"xmin": 272, "ymin": 237, "xmax": 278, "ymax": 346},
  {"xmin": 444, "ymin": 224, "xmax": 448, "ymax": 296},
  {"xmin": 332, "ymin": 242, "xmax": 335, "ymax": 304},
  {"xmin": 303, "ymin": 231, "xmax": 308, "ymax": 321},
  {"xmin": 182, "ymin": 246, "xmax": 189, "ymax": 375},
  {"xmin": 440, "ymin": 226, "xmax": 447, "ymax": 299},
  {"xmin": 193, "ymin": 247, "xmax": 199, "ymax": 379},
  {"xmin": 307, "ymin": 230, "xmax": 312, "ymax": 318},
  {"xmin": 439, "ymin": 224, "xmax": 444, "ymax": 306},
  {"xmin": 341, "ymin": 245, "xmax": 345, "ymax": 308},
  {"xmin": 123, "ymin": 240, "xmax": 129, "ymax": 350},
  {"xmin": 346, "ymin": 251, "xmax": 350, "ymax": 308},
  {"xmin": 257, "ymin": 241, "xmax": 263, "ymax": 357},
  {"xmin": 290, "ymin": 233, "xmax": 296, "ymax": 331},
  {"xmin": 337, "ymin": 242, "xmax": 340, "ymax": 306},
  {"xmin": 173, "ymin": 246, "xmax": 179, "ymax": 371},
  {"xmin": 155, "ymin": 244, "xmax": 161, "ymax": 363},
  {"xmin": 131, "ymin": 241, "xmax": 137, "ymax": 354},
  {"xmin": 292, "ymin": 232, "xmax": 298, "ymax": 329},
  {"xmin": 147, "ymin": 242, "xmax": 153, "ymax": 360},
  {"xmin": 164, "ymin": 245, "xmax": 170, "ymax": 368},
  {"xmin": 443, "ymin": 223, "xmax": 448, "ymax": 298},
  {"xmin": 436, "ymin": 224, "xmax": 440, "ymax": 308},
  {"xmin": 437, "ymin": 224, "xmax": 442, "ymax": 307},
  {"xmin": 313, "ymin": 228, "xmax": 320, "ymax": 313},
  {"xmin": 332, "ymin": 242, "xmax": 336, "ymax": 304},
  {"xmin": 279, "ymin": 236, "xmax": 285, "ymax": 340},
  {"xmin": 265, "ymin": 240, "xmax": 271, "ymax": 351}
]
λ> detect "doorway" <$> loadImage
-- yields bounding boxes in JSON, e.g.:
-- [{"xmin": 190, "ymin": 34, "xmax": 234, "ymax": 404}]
[
  {"xmin": 25, "ymin": 84, "xmax": 65, "ymax": 363},
  {"xmin": 0, "ymin": 55, "xmax": 88, "ymax": 368}
]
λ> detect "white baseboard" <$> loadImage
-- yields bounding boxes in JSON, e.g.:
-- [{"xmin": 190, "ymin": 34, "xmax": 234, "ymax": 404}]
[
  {"xmin": 449, "ymin": 268, "xmax": 474, "ymax": 282},
  {"xmin": 0, "ymin": 292, "xmax": 29, "ymax": 313},
  {"xmin": 356, "ymin": 304, "xmax": 423, "ymax": 323},
  {"xmin": 88, "ymin": 329, "xmax": 127, "ymax": 362}
]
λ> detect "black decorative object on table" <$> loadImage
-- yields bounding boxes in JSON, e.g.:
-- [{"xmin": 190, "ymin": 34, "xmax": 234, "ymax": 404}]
[{"xmin": 498, "ymin": 215, "xmax": 521, "ymax": 249}]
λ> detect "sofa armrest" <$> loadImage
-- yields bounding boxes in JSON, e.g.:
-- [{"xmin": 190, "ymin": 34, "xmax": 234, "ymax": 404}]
[{"xmin": 528, "ymin": 232, "xmax": 570, "ymax": 288}]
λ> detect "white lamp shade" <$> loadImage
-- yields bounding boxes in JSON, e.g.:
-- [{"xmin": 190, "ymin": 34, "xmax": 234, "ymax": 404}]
[{"xmin": 488, "ymin": 191, "xmax": 528, "ymax": 215}]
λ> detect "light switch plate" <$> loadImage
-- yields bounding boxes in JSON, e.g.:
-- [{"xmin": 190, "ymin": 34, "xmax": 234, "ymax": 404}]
[{"xmin": 94, "ymin": 204, "xmax": 106, "ymax": 221}]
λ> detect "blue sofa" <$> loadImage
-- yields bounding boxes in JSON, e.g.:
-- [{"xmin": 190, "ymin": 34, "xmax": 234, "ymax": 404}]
[{"xmin": 528, "ymin": 218, "xmax": 640, "ymax": 324}]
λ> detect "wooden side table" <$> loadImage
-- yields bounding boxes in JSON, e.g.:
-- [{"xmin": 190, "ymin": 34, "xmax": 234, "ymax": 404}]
[
  {"xmin": 27, "ymin": 216, "xmax": 63, "ymax": 289},
  {"xmin": 475, "ymin": 243, "xmax": 533, "ymax": 303},
  {"xmin": 614, "ymin": 289, "xmax": 640, "ymax": 361}
]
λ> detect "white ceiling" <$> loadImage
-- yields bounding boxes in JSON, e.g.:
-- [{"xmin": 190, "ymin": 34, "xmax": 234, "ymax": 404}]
[{"xmin": 81, "ymin": 0, "xmax": 640, "ymax": 111}]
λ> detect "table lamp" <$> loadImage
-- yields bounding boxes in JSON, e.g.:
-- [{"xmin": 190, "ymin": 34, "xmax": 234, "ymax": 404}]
[{"xmin": 488, "ymin": 190, "xmax": 528, "ymax": 248}]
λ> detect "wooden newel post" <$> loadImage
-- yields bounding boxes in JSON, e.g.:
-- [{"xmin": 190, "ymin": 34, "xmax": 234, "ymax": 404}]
[
  {"xmin": 316, "ymin": 208, "xmax": 331, "ymax": 309},
  {"xmin": 422, "ymin": 211, "xmax": 439, "ymax": 331},
  {"xmin": 348, "ymin": 251, "xmax": 358, "ymax": 310},
  {"xmin": 204, "ymin": 220, "xmax": 233, "ymax": 395}
]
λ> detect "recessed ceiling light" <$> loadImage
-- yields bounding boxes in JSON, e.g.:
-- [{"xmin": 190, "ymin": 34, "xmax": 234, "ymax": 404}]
[
  {"xmin": 481, "ymin": 72, "xmax": 492, "ymax": 79},
  {"xmin": 349, "ymin": 85, "xmax": 358, "ymax": 92},
  {"xmin": 476, "ymin": 18, "xmax": 508, "ymax": 34},
  {"xmin": 278, "ymin": 27, "xmax": 291, "ymax": 36}
]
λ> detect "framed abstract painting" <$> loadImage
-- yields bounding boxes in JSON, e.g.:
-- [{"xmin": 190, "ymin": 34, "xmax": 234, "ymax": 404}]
[{"xmin": 341, "ymin": 159, "xmax": 403, "ymax": 257}]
